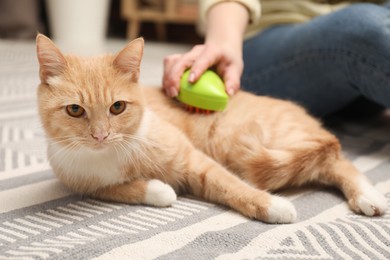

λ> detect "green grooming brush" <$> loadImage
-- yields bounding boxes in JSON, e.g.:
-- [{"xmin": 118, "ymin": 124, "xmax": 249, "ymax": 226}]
[{"xmin": 177, "ymin": 70, "xmax": 229, "ymax": 112}]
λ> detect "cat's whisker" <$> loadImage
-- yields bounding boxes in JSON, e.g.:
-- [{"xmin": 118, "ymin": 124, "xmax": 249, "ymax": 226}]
[
  {"xmin": 118, "ymin": 140, "xmax": 145, "ymax": 175},
  {"xmin": 46, "ymin": 140, "xmax": 83, "ymax": 169},
  {"xmin": 60, "ymin": 141, "xmax": 90, "ymax": 177},
  {"xmin": 48, "ymin": 134, "xmax": 80, "ymax": 139},
  {"xmin": 57, "ymin": 138, "xmax": 88, "ymax": 144},
  {"xmin": 122, "ymin": 133, "xmax": 159, "ymax": 147},
  {"xmin": 121, "ymin": 135, "xmax": 157, "ymax": 152},
  {"xmin": 50, "ymin": 142, "xmax": 79, "ymax": 166},
  {"xmin": 46, "ymin": 135, "xmax": 85, "ymax": 141},
  {"xmin": 115, "ymin": 141, "xmax": 142, "ymax": 175},
  {"xmin": 49, "ymin": 140, "xmax": 87, "ymax": 169},
  {"xmin": 56, "ymin": 145, "xmax": 77, "ymax": 173},
  {"xmin": 112, "ymin": 143, "xmax": 121, "ymax": 161},
  {"xmin": 47, "ymin": 137, "xmax": 88, "ymax": 148},
  {"xmin": 111, "ymin": 142, "xmax": 127, "ymax": 163},
  {"xmin": 40, "ymin": 146, "xmax": 69, "ymax": 172},
  {"xmin": 67, "ymin": 143, "xmax": 86, "ymax": 178},
  {"xmin": 121, "ymin": 139, "xmax": 167, "ymax": 180}
]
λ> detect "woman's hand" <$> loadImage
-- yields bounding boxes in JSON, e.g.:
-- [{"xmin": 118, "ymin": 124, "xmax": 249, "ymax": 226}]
[
  {"xmin": 163, "ymin": 42, "xmax": 243, "ymax": 97},
  {"xmin": 162, "ymin": 2, "xmax": 249, "ymax": 98}
]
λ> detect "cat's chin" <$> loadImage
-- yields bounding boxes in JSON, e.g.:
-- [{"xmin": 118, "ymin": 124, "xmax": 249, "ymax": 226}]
[{"xmin": 87, "ymin": 142, "xmax": 111, "ymax": 152}]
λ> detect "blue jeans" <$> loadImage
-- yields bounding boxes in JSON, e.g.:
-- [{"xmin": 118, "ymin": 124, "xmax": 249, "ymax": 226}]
[{"xmin": 242, "ymin": 2, "xmax": 390, "ymax": 117}]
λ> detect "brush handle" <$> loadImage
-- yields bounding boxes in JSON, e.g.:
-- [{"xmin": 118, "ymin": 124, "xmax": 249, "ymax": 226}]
[{"xmin": 177, "ymin": 70, "xmax": 228, "ymax": 111}]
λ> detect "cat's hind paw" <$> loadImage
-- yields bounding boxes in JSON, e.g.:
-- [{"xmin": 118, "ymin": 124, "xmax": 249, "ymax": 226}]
[
  {"xmin": 267, "ymin": 195, "xmax": 297, "ymax": 224},
  {"xmin": 356, "ymin": 188, "xmax": 387, "ymax": 216},
  {"xmin": 143, "ymin": 179, "xmax": 177, "ymax": 207}
]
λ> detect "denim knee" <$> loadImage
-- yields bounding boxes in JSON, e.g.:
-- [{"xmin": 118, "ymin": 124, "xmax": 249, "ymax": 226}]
[{"xmin": 331, "ymin": 3, "xmax": 390, "ymax": 55}]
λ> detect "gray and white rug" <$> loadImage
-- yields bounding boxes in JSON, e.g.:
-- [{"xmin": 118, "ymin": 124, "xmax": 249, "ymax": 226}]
[{"xmin": 0, "ymin": 39, "xmax": 389, "ymax": 259}]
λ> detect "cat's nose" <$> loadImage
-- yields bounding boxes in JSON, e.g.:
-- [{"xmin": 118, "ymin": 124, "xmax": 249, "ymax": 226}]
[{"xmin": 91, "ymin": 132, "xmax": 109, "ymax": 142}]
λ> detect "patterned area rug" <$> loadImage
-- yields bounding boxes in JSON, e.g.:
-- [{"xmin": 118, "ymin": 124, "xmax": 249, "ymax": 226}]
[{"xmin": 0, "ymin": 40, "xmax": 389, "ymax": 259}]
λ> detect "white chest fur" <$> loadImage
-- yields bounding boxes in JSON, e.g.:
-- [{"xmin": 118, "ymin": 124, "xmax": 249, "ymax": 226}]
[{"xmin": 48, "ymin": 143, "xmax": 127, "ymax": 189}]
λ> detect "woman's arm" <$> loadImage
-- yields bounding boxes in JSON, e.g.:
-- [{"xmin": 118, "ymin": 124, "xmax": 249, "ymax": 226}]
[{"xmin": 163, "ymin": 1, "xmax": 258, "ymax": 97}]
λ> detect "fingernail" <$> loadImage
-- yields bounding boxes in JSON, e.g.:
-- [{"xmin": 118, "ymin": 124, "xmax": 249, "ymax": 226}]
[
  {"xmin": 227, "ymin": 88, "xmax": 235, "ymax": 96},
  {"xmin": 167, "ymin": 88, "xmax": 174, "ymax": 97},
  {"xmin": 188, "ymin": 72, "xmax": 196, "ymax": 83},
  {"xmin": 170, "ymin": 87, "xmax": 178, "ymax": 97}
]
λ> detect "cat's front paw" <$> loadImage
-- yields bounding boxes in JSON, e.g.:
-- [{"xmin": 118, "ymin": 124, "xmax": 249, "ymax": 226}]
[
  {"xmin": 355, "ymin": 188, "xmax": 387, "ymax": 216},
  {"xmin": 266, "ymin": 195, "xmax": 297, "ymax": 224},
  {"xmin": 143, "ymin": 179, "xmax": 177, "ymax": 207}
]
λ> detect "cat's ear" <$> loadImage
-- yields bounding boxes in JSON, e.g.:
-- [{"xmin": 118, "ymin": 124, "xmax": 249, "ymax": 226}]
[
  {"xmin": 113, "ymin": 37, "xmax": 144, "ymax": 81},
  {"xmin": 36, "ymin": 33, "xmax": 67, "ymax": 84}
]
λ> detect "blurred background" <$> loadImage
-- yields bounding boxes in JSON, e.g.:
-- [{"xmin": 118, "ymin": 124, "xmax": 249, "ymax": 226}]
[
  {"xmin": 0, "ymin": 0, "xmax": 202, "ymax": 86},
  {"xmin": 0, "ymin": 0, "xmax": 202, "ymax": 49}
]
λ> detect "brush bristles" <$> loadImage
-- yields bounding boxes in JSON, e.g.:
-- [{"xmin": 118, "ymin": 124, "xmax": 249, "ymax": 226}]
[{"xmin": 185, "ymin": 105, "xmax": 214, "ymax": 114}]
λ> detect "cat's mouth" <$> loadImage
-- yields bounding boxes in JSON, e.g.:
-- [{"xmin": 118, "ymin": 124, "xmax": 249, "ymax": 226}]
[{"xmin": 92, "ymin": 142, "xmax": 109, "ymax": 150}]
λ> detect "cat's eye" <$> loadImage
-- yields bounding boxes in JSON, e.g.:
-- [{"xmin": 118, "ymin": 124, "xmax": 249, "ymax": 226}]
[
  {"xmin": 66, "ymin": 104, "xmax": 85, "ymax": 118},
  {"xmin": 110, "ymin": 101, "xmax": 126, "ymax": 115}
]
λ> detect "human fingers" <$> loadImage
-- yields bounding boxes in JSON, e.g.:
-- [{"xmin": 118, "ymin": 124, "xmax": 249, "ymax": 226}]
[
  {"xmin": 189, "ymin": 44, "xmax": 222, "ymax": 84},
  {"xmin": 163, "ymin": 54, "xmax": 182, "ymax": 97},
  {"xmin": 163, "ymin": 46, "xmax": 204, "ymax": 97},
  {"xmin": 217, "ymin": 63, "xmax": 242, "ymax": 96}
]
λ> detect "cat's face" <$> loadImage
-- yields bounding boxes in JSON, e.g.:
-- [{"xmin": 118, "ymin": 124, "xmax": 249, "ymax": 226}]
[{"xmin": 36, "ymin": 34, "xmax": 145, "ymax": 151}]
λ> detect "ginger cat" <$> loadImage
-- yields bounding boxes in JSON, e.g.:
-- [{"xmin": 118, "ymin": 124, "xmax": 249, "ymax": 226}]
[{"xmin": 36, "ymin": 34, "xmax": 387, "ymax": 224}]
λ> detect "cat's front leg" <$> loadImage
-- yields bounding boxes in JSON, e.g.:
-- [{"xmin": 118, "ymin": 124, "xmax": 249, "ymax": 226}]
[{"xmin": 94, "ymin": 179, "xmax": 176, "ymax": 207}]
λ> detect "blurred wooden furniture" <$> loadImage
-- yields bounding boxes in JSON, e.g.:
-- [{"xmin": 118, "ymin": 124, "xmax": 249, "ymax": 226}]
[{"xmin": 121, "ymin": 0, "xmax": 198, "ymax": 41}]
